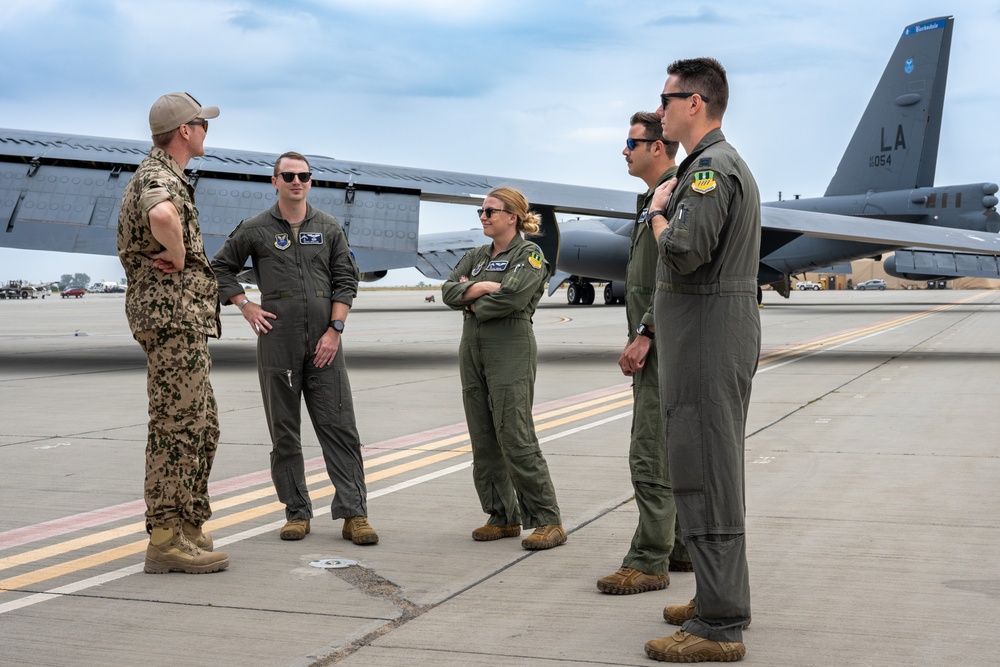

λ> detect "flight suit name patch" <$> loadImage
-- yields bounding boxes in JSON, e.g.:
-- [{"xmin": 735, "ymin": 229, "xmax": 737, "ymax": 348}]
[
  {"xmin": 274, "ymin": 233, "xmax": 291, "ymax": 250},
  {"xmin": 299, "ymin": 232, "xmax": 324, "ymax": 245},
  {"xmin": 487, "ymin": 260, "xmax": 509, "ymax": 271},
  {"xmin": 691, "ymin": 170, "xmax": 716, "ymax": 194}
]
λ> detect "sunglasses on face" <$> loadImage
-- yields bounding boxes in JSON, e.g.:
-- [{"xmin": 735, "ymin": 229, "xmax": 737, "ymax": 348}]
[
  {"xmin": 278, "ymin": 171, "xmax": 312, "ymax": 183},
  {"xmin": 186, "ymin": 119, "xmax": 209, "ymax": 131},
  {"xmin": 477, "ymin": 207, "xmax": 508, "ymax": 219},
  {"xmin": 660, "ymin": 92, "xmax": 710, "ymax": 108},
  {"xmin": 626, "ymin": 138, "xmax": 658, "ymax": 150}
]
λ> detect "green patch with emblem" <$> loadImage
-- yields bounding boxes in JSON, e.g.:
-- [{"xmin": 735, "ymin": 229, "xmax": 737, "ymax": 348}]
[
  {"xmin": 691, "ymin": 170, "xmax": 717, "ymax": 194},
  {"xmin": 528, "ymin": 251, "xmax": 543, "ymax": 269}
]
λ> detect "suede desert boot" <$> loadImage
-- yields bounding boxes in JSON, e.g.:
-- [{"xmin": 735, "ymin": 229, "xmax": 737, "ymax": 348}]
[
  {"xmin": 182, "ymin": 520, "xmax": 214, "ymax": 551},
  {"xmin": 144, "ymin": 519, "xmax": 229, "ymax": 574}
]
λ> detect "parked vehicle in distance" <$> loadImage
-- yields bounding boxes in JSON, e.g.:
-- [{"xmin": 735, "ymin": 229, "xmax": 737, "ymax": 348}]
[
  {"xmin": 795, "ymin": 281, "xmax": 822, "ymax": 290},
  {"xmin": 855, "ymin": 279, "xmax": 887, "ymax": 291},
  {"xmin": 61, "ymin": 287, "xmax": 86, "ymax": 298}
]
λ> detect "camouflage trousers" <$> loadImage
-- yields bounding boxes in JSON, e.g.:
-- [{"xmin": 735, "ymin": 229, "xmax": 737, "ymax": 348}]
[{"xmin": 134, "ymin": 328, "xmax": 219, "ymax": 527}]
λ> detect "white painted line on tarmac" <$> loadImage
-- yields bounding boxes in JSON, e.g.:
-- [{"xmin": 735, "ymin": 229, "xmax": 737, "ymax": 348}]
[{"xmin": 0, "ymin": 410, "xmax": 632, "ymax": 616}]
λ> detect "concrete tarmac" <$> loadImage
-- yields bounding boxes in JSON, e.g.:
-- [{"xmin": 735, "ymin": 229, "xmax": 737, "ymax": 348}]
[{"xmin": 1, "ymin": 288, "xmax": 998, "ymax": 666}]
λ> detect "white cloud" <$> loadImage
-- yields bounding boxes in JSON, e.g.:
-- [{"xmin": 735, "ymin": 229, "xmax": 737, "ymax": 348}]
[{"xmin": 1, "ymin": 1, "xmax": 998, "ymax": 285}]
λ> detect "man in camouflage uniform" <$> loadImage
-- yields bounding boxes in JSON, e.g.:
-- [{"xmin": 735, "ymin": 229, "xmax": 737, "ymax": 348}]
[
  {"xmin": 117, "ymin": 92, "xmax": 229, "ymax": 575},
  {"xmin": 597, "ymin": 112, "xmax": 691, "ymax": 597},
  {"xmin": 210, "ymin": 152, "xmax": 378, "ymax": 546},
  {"xmin": 644, "ymin": 58, "xmax": 761, "ymax": 663}
]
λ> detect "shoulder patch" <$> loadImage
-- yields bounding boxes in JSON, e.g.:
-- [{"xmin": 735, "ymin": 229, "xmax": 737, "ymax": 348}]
[
  {"xmin": 528, "ymin": 251, "xmax": 543, "ymax": 270},
  {"xmin": 691, "ymin": 170, "xmax": 717, "ymax": 194},
  {"xmin": 698, "ymin": 157, "xmax": 713, "ymax": 167}
]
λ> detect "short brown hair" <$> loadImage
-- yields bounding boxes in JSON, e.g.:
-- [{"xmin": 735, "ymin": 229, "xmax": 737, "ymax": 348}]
[
  {"xmin": 629, "ymin": 111, "xmax": 679, "ymax": 159},
  {"xmin": 666, "ymin": 58, "xmax": 729, "ymax": 120},
  {"xmin": 274, "ymin": 151, "xmax": 310, "ymax": 176}
]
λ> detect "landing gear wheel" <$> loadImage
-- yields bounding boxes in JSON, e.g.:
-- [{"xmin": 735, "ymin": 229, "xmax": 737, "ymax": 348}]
[{"xmin": 581, "ymin": 283, "xmax": 595, "ymax": 305}]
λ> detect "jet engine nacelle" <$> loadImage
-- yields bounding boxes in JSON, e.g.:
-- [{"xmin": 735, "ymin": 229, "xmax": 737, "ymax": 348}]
[{"xmin": 359, "ymin": 270, "xmax": 388, "ymax": 283}]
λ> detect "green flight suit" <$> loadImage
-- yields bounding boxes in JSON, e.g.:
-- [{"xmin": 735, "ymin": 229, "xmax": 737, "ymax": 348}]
[
  {"xmin": 655, "ymin": 129, "xmax": 761, "ymax": 642},
  {"xmin": 211, "ymin": 203, "xmax": 368, "ymax": 522},
  {"xmin": 442, "ymin": 235, "xmax": 561, "ymax": 528},
  {"xmin": 622, "ymin": 165, "xmax": 690, "ymax": 575}
]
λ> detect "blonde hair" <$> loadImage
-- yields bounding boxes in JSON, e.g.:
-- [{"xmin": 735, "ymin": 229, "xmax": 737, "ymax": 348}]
[{"xmin": 487, "ymin": 186, "xmax": 541, "ymax": 236}]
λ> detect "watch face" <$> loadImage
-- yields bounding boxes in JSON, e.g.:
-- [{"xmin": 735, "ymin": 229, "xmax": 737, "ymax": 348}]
[{"xmin": 331, "ymin": 320, "xmax": 344, "ymax": 332}]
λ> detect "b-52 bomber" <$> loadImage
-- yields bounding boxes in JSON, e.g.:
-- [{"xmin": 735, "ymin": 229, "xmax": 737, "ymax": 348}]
[
  {"xmin": 539, "ymin": 15, "xmax": 1000, "ymax": 304},
  {"xmin": 1, "ymin": 16, "xmax": 998, "ymax": 300}
]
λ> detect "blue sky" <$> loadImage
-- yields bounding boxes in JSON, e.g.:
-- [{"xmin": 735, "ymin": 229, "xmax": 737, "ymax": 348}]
[{"xmin": 2, "ymin": 1, "xmax": 998, "ymax": 285}]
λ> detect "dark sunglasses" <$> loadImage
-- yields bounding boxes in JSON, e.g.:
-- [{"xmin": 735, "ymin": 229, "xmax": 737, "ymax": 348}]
[
  {"xmin": 185, "ymin": 119, "xmax": 209, "ymax": 131},
  {"xmin": 278, "ymin": 171, "xmax": 312, "ymax": 183},
  {"xmin": 477, "ymin": 207, "xmax": 508, "ymax": 219},
  {"xmin": 660, "ymin": 92, "xmax": 710, "ymax": 108},
  {"xmin": 626, "ymin": 138, "xmax": 658, "ymax": 150}
]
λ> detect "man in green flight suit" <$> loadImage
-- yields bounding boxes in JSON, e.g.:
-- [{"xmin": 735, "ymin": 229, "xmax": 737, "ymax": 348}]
[
  {"xmin": 644, "ymin": 58, "xmax": 761, "ymax": 663},
  {"xmin": 211, "ymin": 151, "xmax": 378, "ymax": 546},
  {"xmin": 597, "ymin": 112, "xmax": 691, "ymax": 596}
]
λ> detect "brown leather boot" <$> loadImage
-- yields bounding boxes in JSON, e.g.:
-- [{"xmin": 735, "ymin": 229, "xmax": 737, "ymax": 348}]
[{"xmin": 144, "ymin": 519, "xmax": 229, "ymax": 574}]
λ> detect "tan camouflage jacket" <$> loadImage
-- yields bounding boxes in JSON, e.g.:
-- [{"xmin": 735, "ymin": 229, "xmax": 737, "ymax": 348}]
[{"xmin": 117, "ymin": 147, "xmax": 221, "ymax": 337}]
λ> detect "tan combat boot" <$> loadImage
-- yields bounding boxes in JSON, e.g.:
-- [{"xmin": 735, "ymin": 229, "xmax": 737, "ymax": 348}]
[
  {"xmin": 342, "ymin": 516, "xmax": 379, "ymax": 545},
  {"xmin": 182, "ymin": 521, "xmax": 214, "ymax": 551},
  {"xmin": 144, "ymin": 519, "xmax": 229, "ymax": 574}
]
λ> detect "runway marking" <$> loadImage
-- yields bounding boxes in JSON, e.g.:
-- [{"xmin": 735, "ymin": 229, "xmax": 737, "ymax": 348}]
[
  {"xmin": 1, "ymin": 295, "xmax": 988, "ymax": 608},
  {"xmin": 0, "ymin": 393, "xmax": 633, "ymax": 587},
  {"xmin": 758, "ymin": 292, "xmax": 990, "ymax": 371},
  {"xmin": 0, "ymin": 410, "xmax": 633, "ymax": 615}
]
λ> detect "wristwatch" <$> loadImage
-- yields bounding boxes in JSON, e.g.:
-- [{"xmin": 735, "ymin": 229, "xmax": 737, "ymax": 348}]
[
  {"xmin": 645, "ymin": 210, "xmax": 667, "ymax": 227},
  {"xmin": 636, "ymin": 324, "xmax": 655, "ymax": 340},
  {"xmin": 329, "ymin": 320, "xmax": 345, "ymax": 333}
]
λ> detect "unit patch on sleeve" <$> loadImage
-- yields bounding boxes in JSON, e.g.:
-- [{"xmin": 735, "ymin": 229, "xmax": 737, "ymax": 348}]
[
  {"xmin": 486, "ymin": 260, "xmax": 509, "ymax": 271},
  {"xmin": 691, "ymin": 170, "xmax": 717, "ymax": 194},
  {"xmin": 299, "ymin": 232, "xmax": 324, "ymax": 245},
  {"xmin": 528, "ymin": 251, "xmax": 543, "ymax": 270},
  {"xmin": 274, "ymin": 233, "xmax": 291, "ymax": 250}
]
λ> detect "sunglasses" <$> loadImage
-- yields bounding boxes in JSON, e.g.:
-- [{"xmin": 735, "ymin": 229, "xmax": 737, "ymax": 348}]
[
  {"xmin": 278, "ymin": 171, "xmax": 312, "ymax": 183},
  {"xmin": 660, "ymin": 92, "xmax": 710, "ymax": 108},
  {"xmin": 185, "ymin": 119, "xmax": 209, "ymax": 131},
  {"xmin": 626, "ymin": 138, "xmax": 658, "ymax": 150},
  {"xmin": 477, "ymin": 207, "xmax": 508, "ymax": 219}
]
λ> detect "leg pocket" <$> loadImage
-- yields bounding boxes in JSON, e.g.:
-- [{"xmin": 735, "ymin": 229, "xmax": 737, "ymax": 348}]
[{"xmin": 664, "ymin": 403, "xmax": 704, "ymax": 494}]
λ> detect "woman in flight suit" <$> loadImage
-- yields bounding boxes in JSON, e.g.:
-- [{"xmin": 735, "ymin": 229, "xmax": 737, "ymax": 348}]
[{"xmin": 442, "ymin": 187, "xmax": 566, "ymax": 550}]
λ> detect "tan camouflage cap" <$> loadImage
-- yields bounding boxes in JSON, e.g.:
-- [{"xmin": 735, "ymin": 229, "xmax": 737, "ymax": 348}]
[{"xmin": 148, "ymin": 92, "xmax": 220, "ymax": 134}]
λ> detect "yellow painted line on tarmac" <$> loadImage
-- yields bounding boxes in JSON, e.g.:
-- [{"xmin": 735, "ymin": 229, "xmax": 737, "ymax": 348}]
[
  {"xmin": 0, "ymin": 394, "xmax": 634, "ymax": 590},
  {"xmin": 758, "ymin": 293, "xmax": 988, "ymax": 366}
]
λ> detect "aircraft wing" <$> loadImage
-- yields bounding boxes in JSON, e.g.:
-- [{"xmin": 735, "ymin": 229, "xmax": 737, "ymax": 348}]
[
  {"xmin": 762, "ymin": 207, "xmax": 1000, "ymax": 254},
  {"xmin": 0, "ymin": 128, "xmax": 632, "ymax": 274}
]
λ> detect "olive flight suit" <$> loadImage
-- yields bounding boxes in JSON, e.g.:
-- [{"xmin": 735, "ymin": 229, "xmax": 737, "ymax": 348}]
[
  {"xmin": 442, "ymin": 235, "xmax": 561, "ymax": 528},
  {"xmin": 211, "ymin": 203, "xmax": 368, "ymax": 522},
  {"xmin": 622, "ymin": 165, "xmax": 690, "ymax": 575},
  {"xmin": 117, "ymin": 147, "xmax": 221, "ymax": 528},
  {"xmin": 654, "ymin": 129, "xmax": 761, "ymax": 643}
]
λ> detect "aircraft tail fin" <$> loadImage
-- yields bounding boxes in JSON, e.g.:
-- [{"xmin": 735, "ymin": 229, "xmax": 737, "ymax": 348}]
[{"xmin": 824, "ymin": 16, "xmax": 953, "ymax": 197}]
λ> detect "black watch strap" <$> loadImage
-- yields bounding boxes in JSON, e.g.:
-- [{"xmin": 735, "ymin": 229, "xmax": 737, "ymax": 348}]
[
  {"xmin": 637, "ymin": 324, "xmax": 655, "ymax": 340},
  {"xmin": 329, "ymin": 320, "xmax": 345, "ymax": 333}
]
